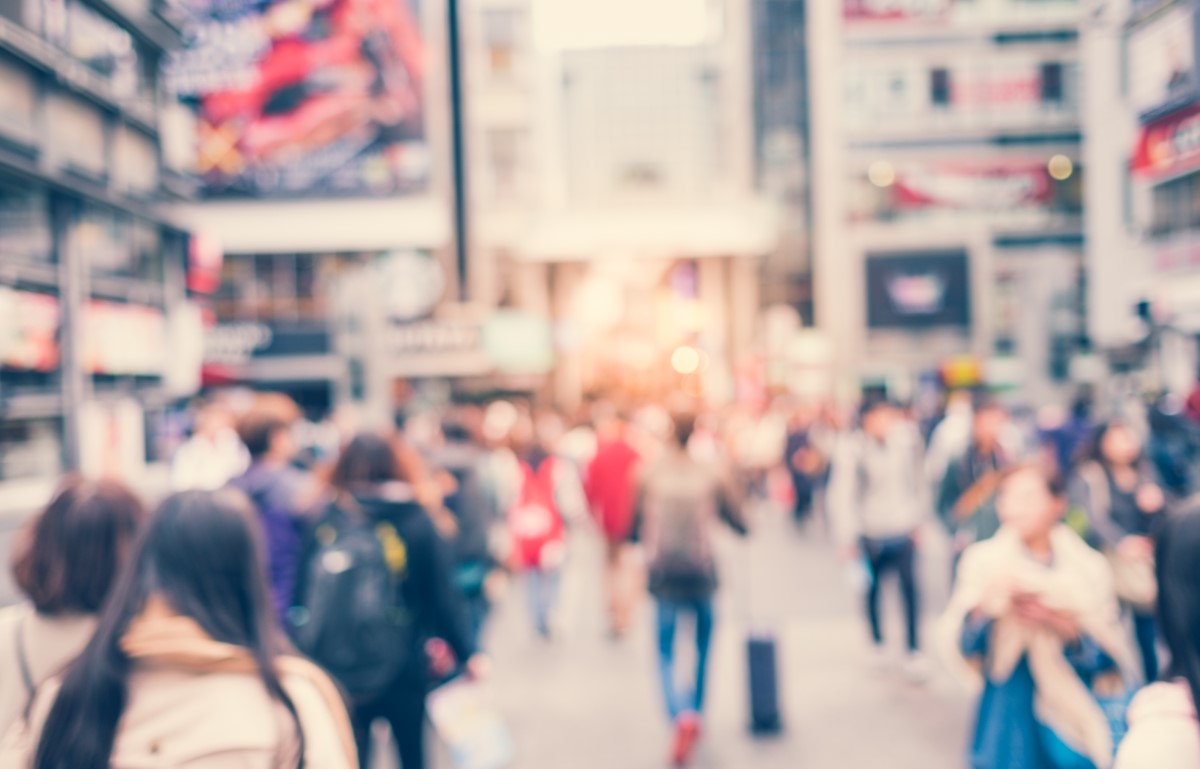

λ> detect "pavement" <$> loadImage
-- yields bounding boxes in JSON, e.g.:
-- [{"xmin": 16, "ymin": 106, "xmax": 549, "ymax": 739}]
[{"xmin": 401, "ymin": 504, "xmax": 972, "ymax": 769}]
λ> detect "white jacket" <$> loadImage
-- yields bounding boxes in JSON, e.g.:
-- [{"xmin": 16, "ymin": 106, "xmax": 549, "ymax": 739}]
[
  {"xmin": 0, "ymin": 604, "xmax": 96, "ymax": 738},
  {"xmin": 829, "ymin": 422, "xmax": 929, "ymax": 544},
  {"xmin": 1116, "ymin": 681, "xmax": 1200, "ymax": 769}
]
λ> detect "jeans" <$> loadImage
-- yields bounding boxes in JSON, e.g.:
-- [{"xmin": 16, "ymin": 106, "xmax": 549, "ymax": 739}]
[
  {"xmin": 528, "ymin": 567, "xmax": 561, "ymax": 635},
  {"xmin": 656, "ymin": 597, "xmax": 715, "ymax": 720},
  {"xmin": 862, "ymin": 535, "xmax": 920, "ymax": 652},
  {"xmin": 1133, "ymin": 611, "xmax": 1159, "ymax": 683},
  {"xmin": 352, "ymin": 682, "xmax": 426, "ymax": 769}
]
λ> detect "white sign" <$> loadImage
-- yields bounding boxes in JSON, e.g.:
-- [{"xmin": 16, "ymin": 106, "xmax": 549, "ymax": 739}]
[{"xmin": 1129, "ymin": 4, "xmax": 1197, "ymax": 115}]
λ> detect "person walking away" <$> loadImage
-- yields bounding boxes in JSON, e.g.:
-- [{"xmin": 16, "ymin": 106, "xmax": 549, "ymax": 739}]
[
  {"xmin": 1116, "ymin": 505, "xmax": 1200, "ymax": 768},
  {"xmin": 785, "ymin": 404, "xmax": 823, "ymax": 526},
  {"xmin": 0, "ymin": 489, "xmax": 356, "ymax": 769},
  {"xmin": 938, "ymin": 465, "xmax": 1134, "ymax": 769},
  {"xmin": 508, "ymin": 416, "xmax": 584, "ymax": 638},
  {"xmin": 0, "ymin": 478, "xmax": 144, "ymax": 736},
  {"xmin": 294, "ymin": 432, "xmax": 482, "ymax": 769},
  {"xmin": 635, "ymin": 410, "xmax": 746, "ymax": 766},
  {"xmin": 229, "ymin": 395, "xmax": 317, "ymax": 624},
  {"xmin": 1069, "ymin": 420, "xmax": 1166, "ymax": 685},
  {"xmin": 431, "ymin": 416, "xmax": 503, "ymax": 648},
  {"xmin": 829, "ymin": 400, "xmax": 930, "ymax": 677},
  {"xmin": 585, "ymin": 411, "xmax": 643, "ymax": 637},
  {"xmin": 170, "ymin": 401, "xmax": 248, "ymax": 491},
  {"xmin": 938, "ymin": 397, "xmax": 1014, "ymax": 570}
]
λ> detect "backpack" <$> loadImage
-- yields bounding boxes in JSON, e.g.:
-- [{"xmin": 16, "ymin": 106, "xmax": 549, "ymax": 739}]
[
  {"xmin": 508, "ymin": 459, "xmax": 565, "ymax": 571},
  {"xmin": 644, "ymin": 456, "xmax": 719, "ymax": 599},
  {"xmin": 289, "ymin": 500, "xmax": 413, "ymax": 702}
]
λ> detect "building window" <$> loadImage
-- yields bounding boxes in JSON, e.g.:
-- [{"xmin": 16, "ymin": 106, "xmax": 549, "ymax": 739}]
[
  {"xmin": 482, "ymin": 8, "xmax": 522, "ymax": 79},
  {"xmin": 930, "ymin": 68, "xmax": 951, "ymax": 107},
  {"xmin": 488, "ymin": 127, "xmax": 524, "ymax": 200},
  {"xmin": 216, "ymin": 253, "xmax": 366, "ymax": 322},
  {"xmin": 0, "ymin": 180, "xmax": 52, "ymax": 265},
  {"xmin": 1041, "ymin": 62, "xmax": 1064, "ymax": 104},
  {"xmin": 1150, "ymin": 172, "xmax": 1200, "ymax": 238}
]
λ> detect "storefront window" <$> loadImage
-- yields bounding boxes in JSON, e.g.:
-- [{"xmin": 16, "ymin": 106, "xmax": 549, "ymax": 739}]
[
  {"xmin": 1150, "ymin": 172, "xmax": 1200, "ymax": 238},
  {"xmin": 215, "ymin": 252, "xmax": 370, "ymax": 322},
  {"xmin": 0, "ymin": 180, "xmax": 52, "ymax": 265}
]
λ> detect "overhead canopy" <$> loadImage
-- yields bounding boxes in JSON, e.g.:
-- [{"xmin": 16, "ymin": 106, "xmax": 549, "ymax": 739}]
[
  {"xmin": 159, "ymin": 196, "xmax": 450, "ymax": 254},
  {"xmin": 515, "ymin": 199, "xmax": 779, "ymax": 263}
]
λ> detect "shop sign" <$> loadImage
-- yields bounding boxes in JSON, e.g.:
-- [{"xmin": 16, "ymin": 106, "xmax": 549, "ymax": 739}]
[
  {"xmin": 0, "ymin": 289, "xmax": 59, "ymax": 371},
  {"xmin": 188, "ymin": 233, "xmax": 224, "ymax": 294},
  {"xmin": 866, "ymin": 250, "xmax": 971, "ymax": 330},
  {"xmin": 892, "ymin": 164, "xmax": 1052, "ymax": 211},
  {"xmin": 388, "ymin": 319, "xmax": 482, "ymax": 356},
  {"xmin": 163, "ymin": 0, "xmax": 429, "ymax": 197},
  {"xmin": 204, "ymin": 322, "xmax": 331, "ymax": 364},
  {"xmin": 1128, "ymin": 3, "xmax": 1200, "ymax": 120},
  {"xmin": 844, "ymin": 0, "xmax": 952, "ymax": 21},
  {"xmin": 83, "ymin": 302, "xmax": 167, "ymax": 375},
  {"xmin": 1132, "ymin": 102, "xmax": 1200, "ymax": 178}
]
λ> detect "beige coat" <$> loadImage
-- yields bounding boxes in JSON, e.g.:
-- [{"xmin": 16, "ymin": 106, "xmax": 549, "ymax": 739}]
[
  {"xmin": 936, "ymin": 525, "xmax": 1134, "ymax": 769},
  {"xmin": 0, "ymin": 602, "xmax": 357, "ymax": 769},
  {"xmin": 0, "ymin": 603, "xmax": 96, "ymax": 738}
]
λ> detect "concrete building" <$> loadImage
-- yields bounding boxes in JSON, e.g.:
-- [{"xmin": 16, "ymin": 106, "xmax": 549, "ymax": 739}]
[
  {"xmin": 464, "ymin": 0, "xmax": 778, "ymax": 407},
  {"xmin": 1086, "ymin": 0, "xmax": 1200, "ymax": 395},
  {"xmin": 0, "ymin": 0, "xmax": 197, "ymax": 497},
  {"xmin": 809, "ymin": 0, "xmax": 1088, "ymax": 404}
]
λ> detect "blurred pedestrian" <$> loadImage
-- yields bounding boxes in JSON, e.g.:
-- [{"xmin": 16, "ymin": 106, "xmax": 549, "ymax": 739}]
[
  {"xmin": 829, "ymin": 400, "xmax": 930, "ymax": 677},
  {"xmin": 230, "ymin": 395, "xmax": 316, "ymax": 624},
  {"xmin": 0, "ymin": 489, "xmax": 356, "ymax": 769},
  {"xmin": 585, "ymin": 410, "xmax": 643, "ymax": 637},
  {"xmin": 785, "ymin": 404, "xmax": 823, "ymax": 526},
  {"xmin": 938, "ymin": 465, "xmax": 1133, "ymax": 769},
  {"xmin": 308, "ymin": 432, "xmax": 481, "ymax": 769},
  {"xmin": 1116, "ymin": 505, "xmax": 1200, "ymax": 768},
  {"xmin": 1070, "ymin": 420, "xmax": 1166, "ymax": 685},
  {"xmin": 634, "ymin": 409, "xmax": 746, "ymax": 766},
  {"xmin": 938, "ymin": 396, "xmax": 1015, "ymax": 568},
  {"xmin": 430, "ymin": 415, "xmax": 503, "ymax": 647},
  {"xmin": 507, "ymin": 415, "xmax": 583, "ymax": 639},
  {"xmin": 0, "ymin": 478, "xmax": 145, "ymax": 736},
  {"xmin": 170, "ymin": 401, "xmax": 248, "ymax": 491}
]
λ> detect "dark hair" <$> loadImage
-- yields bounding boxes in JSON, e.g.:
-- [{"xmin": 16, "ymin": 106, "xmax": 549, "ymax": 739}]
[
  {"xmin": 1081, "ymin": 419, "xmax": 1143, "ymax": 469},
  {"xmin": 972, "ymin": 392, "xmax": 1005, "ymax": 415},
  {"xmin": 12, "ymin": 477, "xmax": 144, "ymax": 615},
  {"xmin": 236, "ymin": 412, "xmax": 290, "ymax": 459},
  {"xmin": 33, "ymin": 490, "xmax": 305, "ymax": 769},
  {"xmin": 1156, "ymin": 505, "xmax": 1200, "ymax": 709},
  {"xmin": 998, "ymin": 462, "xmax": 1067, "ymax": 499},
  {"xmin": 671, "ymin": 411, "xmax": 697, "ymax": 448},
  {"xmin": 330, "ymin": 432, "xmax": 404, "ymax": 491}
]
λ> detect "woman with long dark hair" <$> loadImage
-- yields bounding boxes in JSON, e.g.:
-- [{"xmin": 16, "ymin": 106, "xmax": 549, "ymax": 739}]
[
  {"xmin": 311, "ymin": 431, "xmax": 480, "ymax": 769},
  {"xmin": 1116, "ymin": 506, "xmax": 1200, "ymax": 766},
  {"xmin": 0, "ymin": 489, "xmax": 356, "ymax": 769},
  {"xmin": 1069, "ymin": 420, "xmax": 1166, "ymax": 684},
  {"xmin": 0, "ymin": 477, "xmax": 144, "ymax": 736}
]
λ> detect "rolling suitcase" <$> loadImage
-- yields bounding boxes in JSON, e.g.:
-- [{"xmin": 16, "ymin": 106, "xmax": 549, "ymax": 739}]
[{"xmin": 747, "ymin": 631, "xmax": 782, "ymax": 734}]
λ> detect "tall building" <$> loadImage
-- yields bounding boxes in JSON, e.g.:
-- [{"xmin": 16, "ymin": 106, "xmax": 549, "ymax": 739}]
[
  {"xmin": 464, "ymin": 0, "xmax": 778, "ymax": 406},
  {"xmin": 809, "ymin": 0, "xmax": 1087, "ymax": 403},
  {"xmin": 0, "ymin": 0, "xmax": 196, "ymax": 492},
  {"xmin": 1087, "ymin": 0, "xmax": 1200, "ymax": 394}
]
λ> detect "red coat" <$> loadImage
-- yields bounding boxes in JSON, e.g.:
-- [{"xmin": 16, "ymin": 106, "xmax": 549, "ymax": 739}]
[{"xmin": 585, "ymin": 438, "xmax": 641, "ymax": 543}]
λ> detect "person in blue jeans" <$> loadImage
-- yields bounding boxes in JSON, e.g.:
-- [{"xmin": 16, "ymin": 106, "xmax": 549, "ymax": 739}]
[
  {"xmin": 634, "ymin": 409, "xmax": 746, "ymax": 767},
  {"xmin": 938, "ymin": 464, "xmax": 1135, "ymax": 769}
]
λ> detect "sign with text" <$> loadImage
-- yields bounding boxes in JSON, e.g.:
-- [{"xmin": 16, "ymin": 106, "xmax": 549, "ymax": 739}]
[{"xmin": 866, "ymin": 251, "xmax": 971, "ymax": 330}]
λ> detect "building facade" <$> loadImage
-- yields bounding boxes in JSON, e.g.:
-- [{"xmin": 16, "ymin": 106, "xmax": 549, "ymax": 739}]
[
  {"xmin": 0, "ymin": 0, "xmax": 196, "ymax": 493},
  {"xmin": 809, "ymin": 0, "xmax": 1088, "ymax": 404}
]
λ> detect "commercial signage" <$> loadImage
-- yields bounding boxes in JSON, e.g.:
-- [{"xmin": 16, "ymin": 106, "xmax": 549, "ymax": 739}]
[
  {"xmin": 0, "ymin": 289, "xmax": 59, "ymax": 371},
  {"xmin": 83, "ymin": 303, "xmax": 167, "ymax": 375},
  {"xmin": 891, "ymin": 163, "xmax": 1053, "ymax": 211},
  {"xmin": 1132, "ymin": 101, "xmax": 1200, "ymax": 178},
  {"xmin": 866, "ymin": 251, "xmax": 971, "ymax": 330},
  {"xmin": 844, "ymin": 0, "xmax": 952, "ymax": 21},
  {"xmin": 1128, "ymin": 3, "xmax": 1200, "ymax": 120},
  {"xmin": 204, "ymin": 322, "xmax": 331, "ymax": 364},
  {"xmin": 163, "ymin": 0, "xmax": 427, "ymax": 197}
]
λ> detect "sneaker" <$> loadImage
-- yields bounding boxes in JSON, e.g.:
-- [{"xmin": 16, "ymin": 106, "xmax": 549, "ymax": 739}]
[
  {"xmin": 903, "ymin": 652, "xmax": 931, "ymax": 684},
  {"xmin": 867, "ymin": 645, "xmax": 892, "ymax": 674},
  {"xmin": 671, "ymin": 712, "xmax": 702, "ymax": 766}
]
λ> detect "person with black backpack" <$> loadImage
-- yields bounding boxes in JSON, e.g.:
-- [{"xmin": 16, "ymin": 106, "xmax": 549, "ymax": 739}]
[
  {"xmin": 290, "ymin": 432, "xmax": 482, "ymax": 769},
  {"xmin": 633, "ymin": 409, "xmax": 746, "ymax": 767}
]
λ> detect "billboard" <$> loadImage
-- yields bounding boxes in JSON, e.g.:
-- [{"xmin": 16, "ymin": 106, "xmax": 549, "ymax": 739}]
[
  {"xmin": 1128, "ymin": 3, "xmax": 1199, "ymax": 120},
  {"xmin": 164, "ymin": 0, "xmax": 427, "ymax": 197},
  {"xmin": 866, "ymin": 251, "xmax": 971, "ymax": 330},
  {"xmin": 0, "ymin": 289, "xmax": 59, "ymax": 371}
]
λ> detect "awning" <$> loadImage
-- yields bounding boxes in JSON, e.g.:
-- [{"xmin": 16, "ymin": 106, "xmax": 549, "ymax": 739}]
[
  {"xmin": 1132, "ymin": 102, "xmax": 1200, "ymax": 180},
  {"xmin": 515, "ymin": 199, "xmax": 780, "ymax": 263},
  {"xmin": 158, "ymin": 196, "xmax": 451, "ymax": 254}
]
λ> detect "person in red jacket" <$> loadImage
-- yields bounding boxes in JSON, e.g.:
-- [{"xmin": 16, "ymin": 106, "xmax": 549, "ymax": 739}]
[{"xmin": 586, "ymin": 411, "xmax": 644, "ymax": 637}]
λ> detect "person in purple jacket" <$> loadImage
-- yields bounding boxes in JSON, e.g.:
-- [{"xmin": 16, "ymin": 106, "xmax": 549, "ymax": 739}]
[{"xmin": 229, "ymin": 395, "xmax": 316, "ymax": 623}]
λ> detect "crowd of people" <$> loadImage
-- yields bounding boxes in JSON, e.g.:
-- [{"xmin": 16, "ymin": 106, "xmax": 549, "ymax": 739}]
[{"xmin": 2, "ymin": 384, "xmax": 1200, "ymax": 769}]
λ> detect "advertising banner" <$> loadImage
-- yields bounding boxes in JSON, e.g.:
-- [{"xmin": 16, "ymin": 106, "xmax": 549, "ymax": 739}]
[
  {"xmin": 164, "ymin": 0, "xmax": 427, "ymax": 197},
  {"xmin": 0, "ymin": 289, "xmax": 59, "ymax": 371},
  {"xmin": 866, "ymin": 251, "xmax": 971, "ymax": 330},
  {"xmin": 1132, "ymin": 101, "xmax": 1200, "ymax": 178},
  {"xmin": 83, "ymin": 302, "xmax": 167, "ymax": 375},
  {"xmin": 844, "ymin": 0, "xmax": 952, "ymax": 21}
]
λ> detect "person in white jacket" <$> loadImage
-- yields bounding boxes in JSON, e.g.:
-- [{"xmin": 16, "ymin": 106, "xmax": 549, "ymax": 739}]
[
  {"xmin": 829, "ymin": 400, "xmax": 930, "ymax": 676},
  {"xmin": 1116, "ymin": 506, "xmax": 1200, "ymax": 769}
]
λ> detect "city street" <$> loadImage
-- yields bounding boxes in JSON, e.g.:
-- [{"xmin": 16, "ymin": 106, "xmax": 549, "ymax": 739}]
[{"xmin": 415, "ymin": 506, "xmax": 970, "ymax": 769}]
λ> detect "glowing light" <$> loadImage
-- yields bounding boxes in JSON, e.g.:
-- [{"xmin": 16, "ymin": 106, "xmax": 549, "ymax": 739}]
[
  {"xmin": 671, "ymin": 345, "xmax": 702, "ymax": 375},
  {"xmin": 1048, "ymin": 155, "xmax": 1074, "ymax": 181},
  {"xmin": 868, "ymin": 161, "xmax": 896, "ymax": 188}
]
